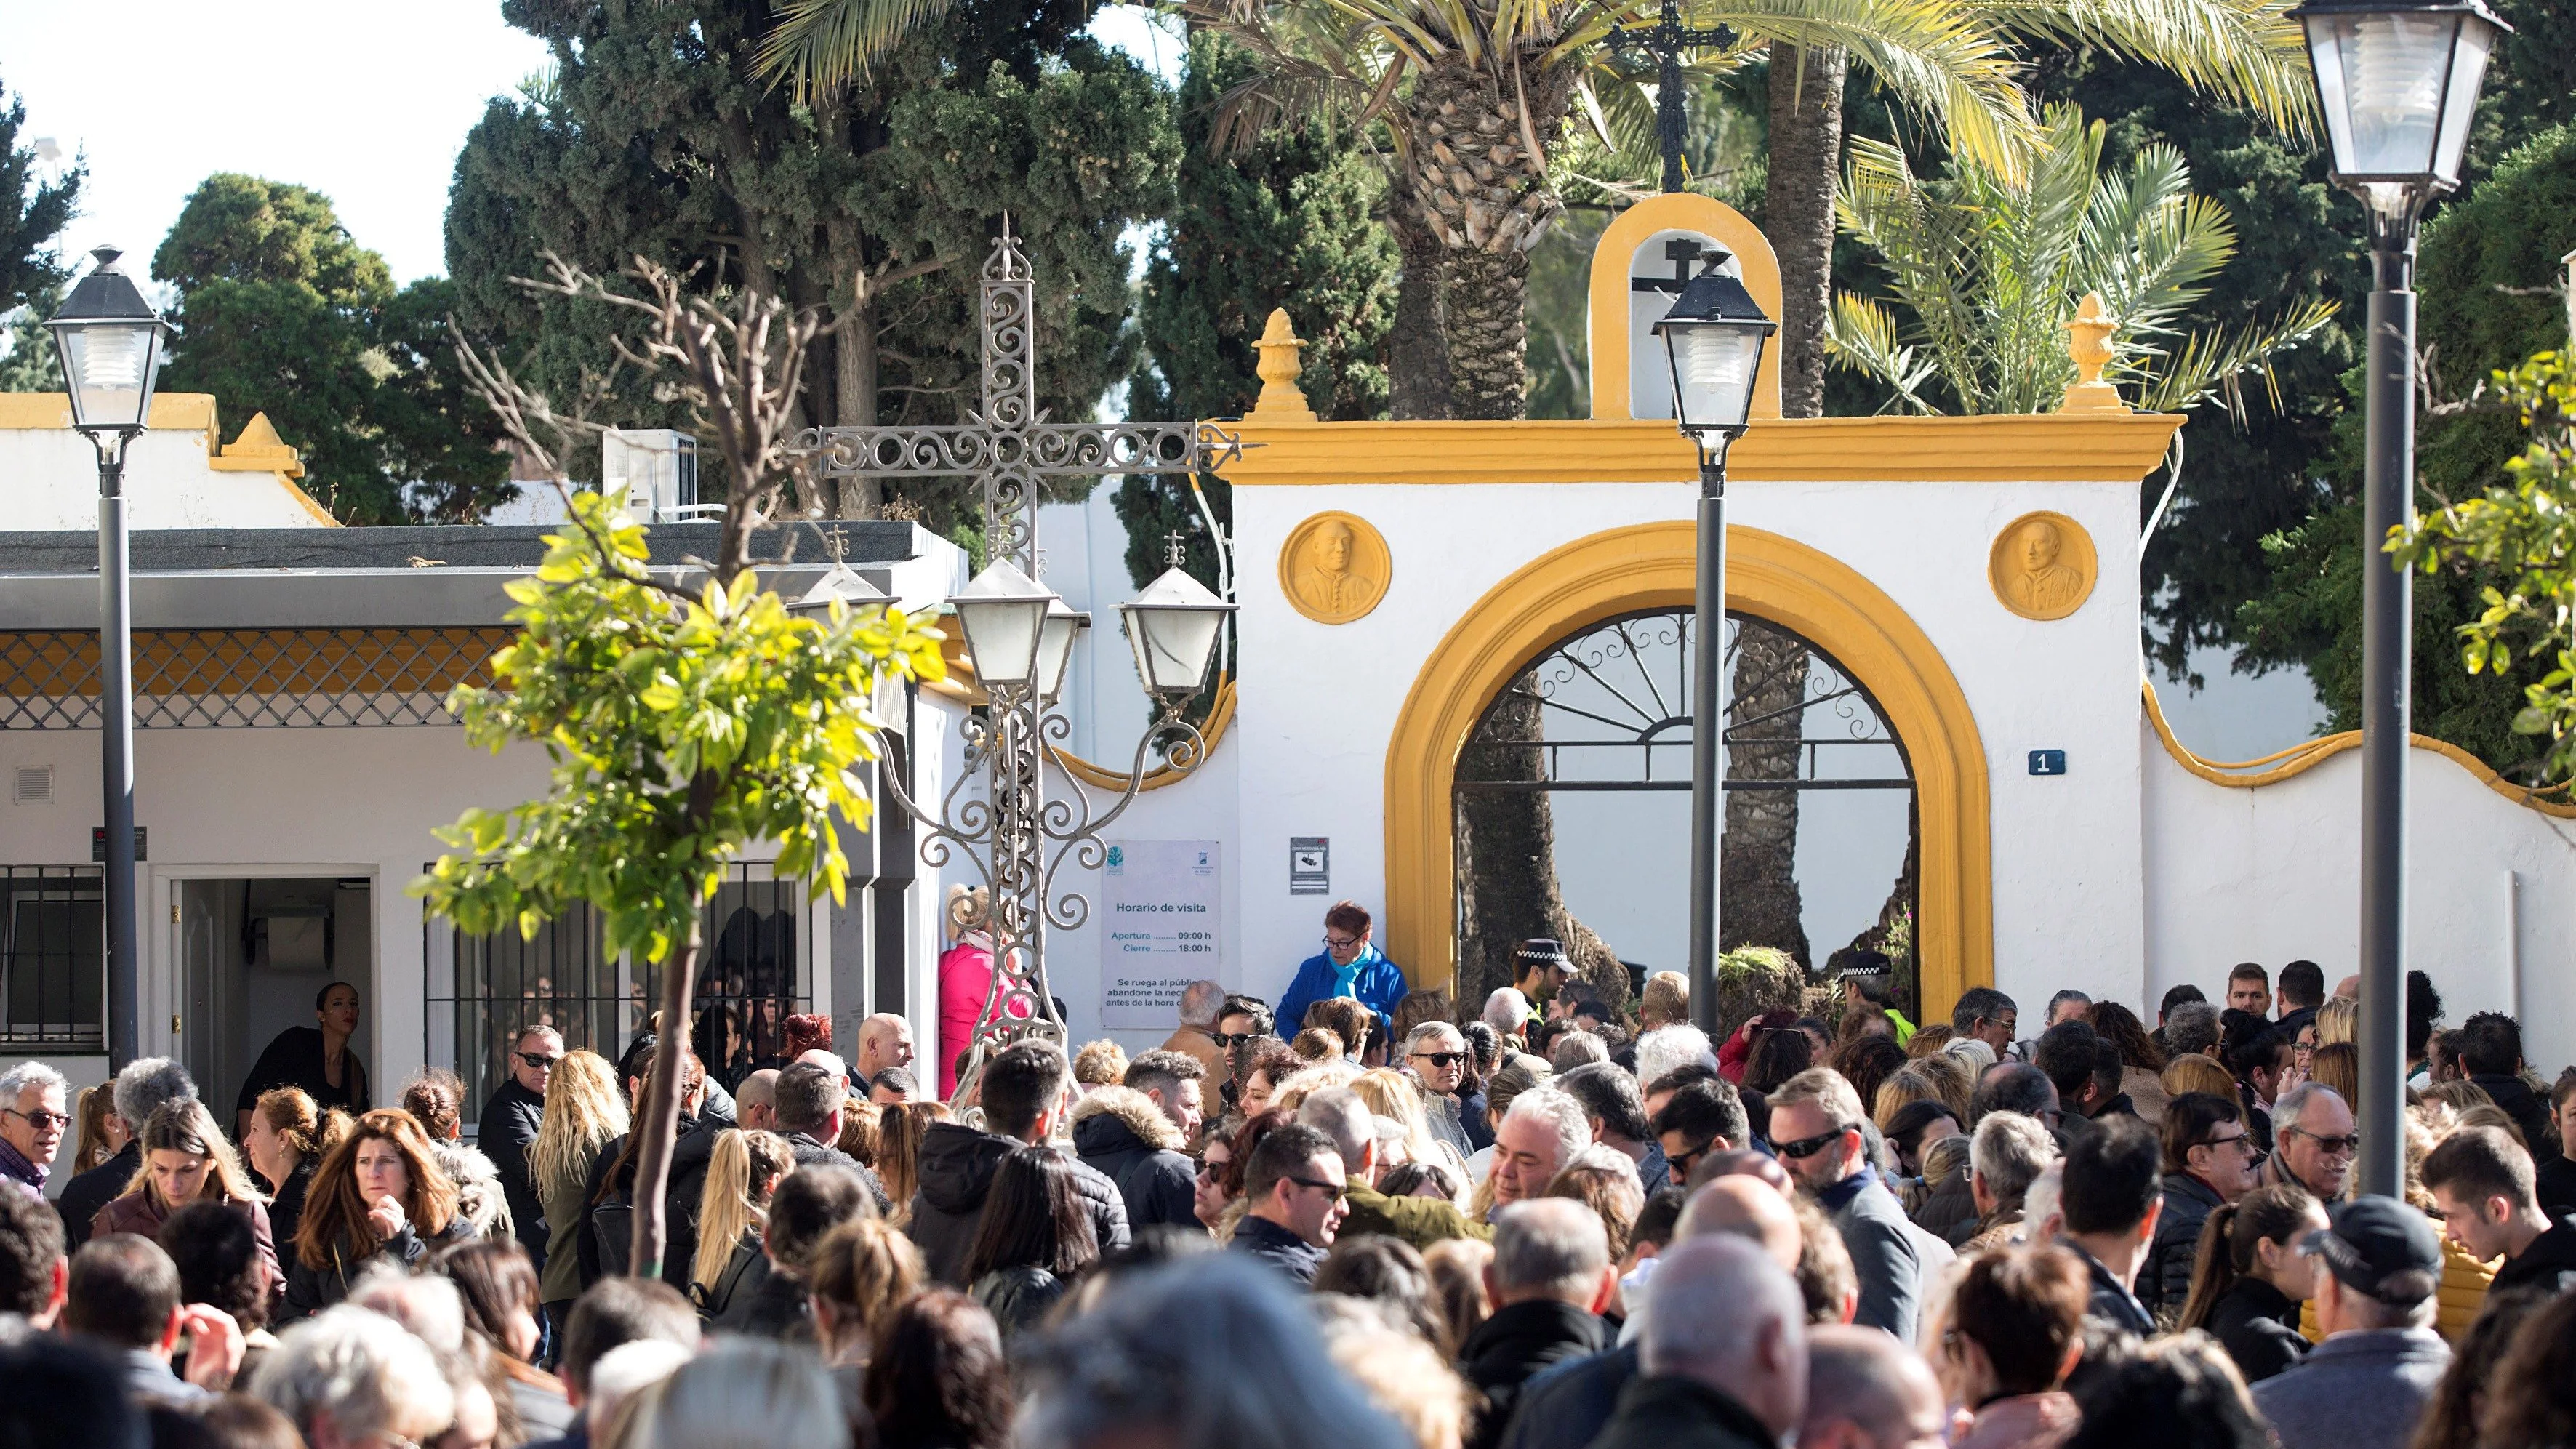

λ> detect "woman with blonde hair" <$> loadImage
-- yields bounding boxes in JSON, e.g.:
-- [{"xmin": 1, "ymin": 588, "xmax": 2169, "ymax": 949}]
[
  {"xmin": 836, "ymin": 1099, "xmax": 884, "ymax": 1165},
  {"xmin": 532, "ymin": 1048, "xmax": 627, "ymax": 1328},
  {"xmin": 2307, "ymin": 1043, "xmax": 2359, "ymax": 1109},
  {"xmin": 691, "ymin": 1128, "xmax": 795, "ymax": 1321},
  {"xmin": 2314, "ymin": 996, "xmax": 2357, "ymax": 1048},
  {"xmin": 283, "ymin": 1108, "xmax": 467, "ymax": 1320},
  {"xmin": 242, "ymin": 1087, "xmax": 332, "ymax": 1254},
  {"xmin": 809, "ymin": 1217, "xmax": 926, "ymax": 1370},
  {"xmin": 876, "ymin": 1101, "xmax": 952, "ymax": 1225},
  {"xmin": 72, "ymin": 1082, "xmax": 128, "ymax": 1175},
  {"xmin": 1352, "ymin": 1069, "xmax": 1469, "ymax": 1184},
  {"xmin": 1637, "ymin": 972, "xmax": 1689, "ymax": 1032},
  {"xmin": 92, "ymin": 1097, "xmax": 280, "ymax": 1280},
  {"xmin": 2163, "ymin": 1052, "xmax": 2239, "ymax": 1104}
]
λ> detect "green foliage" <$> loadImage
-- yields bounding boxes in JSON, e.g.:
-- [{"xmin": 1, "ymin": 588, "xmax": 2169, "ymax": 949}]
[
  {"xmin": 2392, "ymin": 353, "xmax": 2576, "ymax": 784},
  {"xmin": 1118, "ymin": 31, "xmax": 1399, "ymax": 590},
  {"xmin": 412, "ymin": 491, "xmax": 948, "ymax": 962},
  {"xmin": 446, "ymin": 0, "xmax": 1176, "ymax": 539},
  {"xmin": 0, "ymin": 71, "xmax": 81, "ymax": 318},
  {"xmin": 0, "ymin": 280, "xmax": 60, "ymax": 392},
  {"xmin": 2238, "ymin": 122, "xmax": 2576, "ymax": 772},
  {"xmin": 151, "ymin": 174, "xmax": 512, "ymax": 523},
  {"xmin": 1825, "ymin": 103, "xmax": 2334, "ymax": 418}
]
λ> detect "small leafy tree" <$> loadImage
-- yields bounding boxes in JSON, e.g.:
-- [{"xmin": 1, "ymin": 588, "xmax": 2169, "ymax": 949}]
[
  {"xmin": 1825, "ymin": 103, "xmax": 2335, "ymax": 417},
  {"xmin": 416, "ymin": 259, "xmax": 947, "ymax": 1279},
  {"xmin": 2393, "ymin": 351, "xmax": 2576, "ymax": 785}
]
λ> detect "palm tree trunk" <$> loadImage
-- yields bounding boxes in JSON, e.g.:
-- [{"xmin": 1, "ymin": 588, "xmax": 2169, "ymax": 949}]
[
  {"xmin": 1387, "ymin": 210, "xmax": 1456, "ymax": 420},
  {"xmin": 1762, "ymin": 41, "xmax": 1847, "ymax": 421},
  {"xmin": 1456, "ymin": 672, "xmax": 1628, "ymax": 1012},
  {"xmin": 1722, "ymin": 620, "xmax": 1812, "ymax": 966},
  {"xmin": 1443, "ymin": 249, "xmax": 1533, "ymax": 420}
]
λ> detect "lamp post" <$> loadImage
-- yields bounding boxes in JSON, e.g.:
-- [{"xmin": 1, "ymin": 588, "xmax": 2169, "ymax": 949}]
[
  {"xmin": 2289, "ymin": 0, "xmax": 2506, "ymax": 1197},
  {"xmin": 45, "ymin": 247, "xmax": 170, "ymax": 1071},
  {"xmin": 1652, "ymin": 243, "xmax": 1775, "ymax": 1035},
  {"xmin": 798, "ymin": 227, "xmax": 1240, "ymax": 1103}
]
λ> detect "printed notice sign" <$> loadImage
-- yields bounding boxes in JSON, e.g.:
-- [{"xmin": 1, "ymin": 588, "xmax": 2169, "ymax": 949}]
[
  {"xmin": 1101, "ymin": 840, "xmax": 1222, "ymax": 1029},
  {"xmin": 1289, "ymin": 837, "xmax": 1330, "ymax": 895}
]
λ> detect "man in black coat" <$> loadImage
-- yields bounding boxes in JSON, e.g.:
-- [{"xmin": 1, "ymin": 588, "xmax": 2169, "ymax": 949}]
[
  {"xmin": 1589, "ymin": 1236, "xmax": 1805, "ymax": 1449},
  {"xmin": 2458, "ymin": 1014, "xmax": 2559, "ymax": 1158},
  {"xmin": 907, "ymin": 1043, "xmax": 1130, "ymax": 1284},
  {"xmin": 1461, "ymin": 1199, "xmax": 1616, "ymax": 1449},
  {"xmin": 1070, "ymin": 1085, "xmax": 1196, "ymax": 1228},
  {"xmin": 480, "ymin": 1026, "xmax": 558, "ymax": 1269},
  {"xmin": 771, "ymin": 1061, "xmax": 891, "ymax": 1214},
  {"xmin": 56, "ymin": 1058, "xmax": 194, "ymax": 1249}
]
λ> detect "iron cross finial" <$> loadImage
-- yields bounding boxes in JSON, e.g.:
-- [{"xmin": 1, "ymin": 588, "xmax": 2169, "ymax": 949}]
[
  {"xmin": 824, "ymin": 526, "xmax": 848, "ymax": 564},
  {"xmin": 1165, "ymin": 531, "xmax": 1187, "ymax": 568}
]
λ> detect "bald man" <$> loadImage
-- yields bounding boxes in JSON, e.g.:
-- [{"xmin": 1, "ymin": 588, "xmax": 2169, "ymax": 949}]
[
  {"xmin": 734, "ymin": 1069, "xmax": 781, "ymax": 1132},
  {"xmin": 1799, "ymin": 1325, "xmax": 1947, "ymax": 1449},
  {"xmin": 1504, "ymin": 1173, "xmax": 1807, "ymax": 1449},
  {"xmin": 1592, "ymin": 1236, "xmax": 1807, "ymax": 1449},
  {"xmin": 854, "ymin": 1015, "xmax": 914, "ymax": 1082}
]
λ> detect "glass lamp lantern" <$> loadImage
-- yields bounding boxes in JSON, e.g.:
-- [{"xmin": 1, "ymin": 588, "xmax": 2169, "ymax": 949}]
[
  {"xmin": 1119, "ymin": 566, "xmax": 1237, "ymax": 702},
  {"xmin": 2289, "ymin": 0, "xmax": 2508, "ymax": 217},
  {"xmin": 1034, "ymin": 599, "xmax": 1089, "ymax": 705},
  {"xmin": 1652, "ymin": 246, "xmax": 1776, "ymax": 446},
  {"xmin": 46, "ymin": 247, "xmax": 171, "ymax": 436},
  {"xmin": 948, "ymin": 558, "xmax": 1057, "ymax": 690}
]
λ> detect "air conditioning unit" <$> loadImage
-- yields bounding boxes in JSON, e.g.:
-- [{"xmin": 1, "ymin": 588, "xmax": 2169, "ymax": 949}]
[{"xmin": 600, "ymin": 430, "xmax": 713, "ymax": 523}]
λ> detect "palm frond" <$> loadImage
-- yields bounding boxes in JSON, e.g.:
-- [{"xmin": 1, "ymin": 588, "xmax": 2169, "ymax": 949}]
[
  {"xmin": 2130, "ymin": 297, "xmax": 2339, "ymax": 416},
  {"xmin": 1967, "ymin": 0, "xmax": 2314, "ymax": 133},
  {"xmin": 753, "ymin": 0, "xmax": 960, "ymax": 97},
  {"xmin": 1825, "ymin": 294, "xmax": 1944, "ymax": 412}
]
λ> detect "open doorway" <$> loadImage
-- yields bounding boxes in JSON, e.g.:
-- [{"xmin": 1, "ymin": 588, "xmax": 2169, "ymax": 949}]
[{"xmin": 173, "ymin": 877, "xmax": 374, "ymax": 1125}]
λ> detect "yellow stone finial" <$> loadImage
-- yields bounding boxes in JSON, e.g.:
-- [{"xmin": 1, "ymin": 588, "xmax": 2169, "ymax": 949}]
[
  {"xmin": 2060, "ymin": 294, "xmax": 2127, "ymax": 414},
  {"xmin": 1251, "ymin": 308, "xmax": 1315, "ymax": 421}
]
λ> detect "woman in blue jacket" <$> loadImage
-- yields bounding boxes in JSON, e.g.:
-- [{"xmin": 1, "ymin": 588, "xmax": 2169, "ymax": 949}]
[{"xmin": 1275, "ymin": 901, "xmax": 1409, "ymax": 1053}]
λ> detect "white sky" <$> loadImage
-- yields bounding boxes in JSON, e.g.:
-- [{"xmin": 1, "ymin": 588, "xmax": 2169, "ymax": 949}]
[{"xmin": 7, "ymin": 1, "xmax": 1184, "ymax": 290}]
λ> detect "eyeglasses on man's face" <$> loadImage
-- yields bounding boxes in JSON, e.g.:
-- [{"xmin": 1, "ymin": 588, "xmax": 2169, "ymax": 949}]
[
  {"xmin": 1285, "ymin": 1174, "xmax": 1348, "ymax": 1202},
  {"xmin": 1773, "ymin": 1128, "xmax": 1847, "ymax": 1160},
  {"xmin": 1211, "ymin": 1031, "xmax": 1260, "ymax": 1048},
  {"xmin": 1411, "ymin": 1051, "xmax": 1466, "ymax": 1069},
  {"xmin": 2284, "ymin": 1126, "xmax": 2361, "ymax": 1157},
  {"xmin": 1, "ymin": 1107, "xmax": 68, "ymax": 1133},
  {"xmin": 518, "ymin": 1052, "xmax": 561, "ymax": 1070},
  {"xmin": 1666, "ymin": 1137, "xmax": 1719, "ymax": 1181}
]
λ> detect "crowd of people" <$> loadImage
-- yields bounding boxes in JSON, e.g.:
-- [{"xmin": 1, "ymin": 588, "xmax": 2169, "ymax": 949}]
[{"xmin": 4, "ymin": 916, "xmax": 2575, "ymax": 1449}]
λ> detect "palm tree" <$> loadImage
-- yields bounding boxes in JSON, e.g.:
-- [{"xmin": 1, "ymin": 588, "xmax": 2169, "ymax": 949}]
[{"xmin": 1823, "ymin": 102, "xmax": 2336, "ymax": 416}]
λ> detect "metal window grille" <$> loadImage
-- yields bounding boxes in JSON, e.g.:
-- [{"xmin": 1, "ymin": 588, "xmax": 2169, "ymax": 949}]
[
  {"xmin": 0, "ymin": 866, "xmax": 105, "ymax": 1048},
  {"xmin": 427, "ymin": 864, "xmax": 811, "ymax": 1128},
  {"xmin": 0, "ymin": 628, "xmax": 513, "ymax": 729}
]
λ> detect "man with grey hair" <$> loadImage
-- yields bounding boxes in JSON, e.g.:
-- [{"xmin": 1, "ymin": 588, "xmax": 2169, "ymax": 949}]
[
  {"xmin": 2164, "ymin": 1000, "xmax": 2223, "ymax": 1061},
  {"xmin": 1633, "ymin": 1026, "xmax": 1717, "ymax": 1093},
  {"xmin": 1963, "ymin": 1110, "xmax": 2058, "ymax": 1251},
  {"xmin": 1160, "ymin": 979, "xmax": 1230, "ymax": 1080},
  {"xmin": 481, "ymin": 1024, "xmax": 561, "ymax": 1267},
  {"xmin": 1403, "ymin": 1021, "xmax": 1477, "ymax": 1158},
  {"xmin": 1558, "ymin": 1063, "xmax": 1666, "ymax": 1195},
  {"xmin": 1489, "ymin": 1086, "xmax": 1591, "ymax": 1219},
  {"xmin": 59, "ymin": 1056, "xmax": 195, "ymax": 1249},
  {"xmin": 2267, "ymin": 1083, "xmax": 2359, "ymax": 1203},
  {"xmin": 1767, "ymin": 1066, "xmax": 1928, "ymax": 1343},
  {"xmin": 1593, "ymin": 1235, "xmax": 1805, "ymax": 1449},
  {"xmin": 0, "ymin": 1060, "xmax": 68, "ymax": 1200},
  {"xmin": 253, "ymin": 1304, "xmax": 457, "ymax": 1449},
  {"xmin": 1797, "ymin": 1324, "xmax": 1946, "ymax": 1449},
  {"xmin": 1549, "ymin": 1031, "xmax": 1608, "ymax": 1072},
  {"xmin": 1460, "ymin": 1199, "xmax": 1615, "ymax": 1449},
  {"xmin": 1483, "ymin": 987, "xmax": 1533, "ymax": 1045}
]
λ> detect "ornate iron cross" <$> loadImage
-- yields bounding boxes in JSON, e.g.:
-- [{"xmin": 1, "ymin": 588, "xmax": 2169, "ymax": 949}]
[
  {"xmin": 793, "ymin": 224, "xmax": 1243, "ymax": 1093},
  {"xmin": 1606, "ymin": 0, "xmax": 1730, "ymax": 194}
]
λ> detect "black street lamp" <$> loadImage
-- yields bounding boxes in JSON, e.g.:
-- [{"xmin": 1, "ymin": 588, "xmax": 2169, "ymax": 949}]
[
  {"xmin": 2289, "ymin": 0, "xmax": 2506, "ymax": 1198},
  {"xmin": 44, "ymin": 246, "xmax": 171, "ymax": 1070},
  {"xmin": 1653, "ymin": 243, "xmax": 1775, "ymax": 1035}
]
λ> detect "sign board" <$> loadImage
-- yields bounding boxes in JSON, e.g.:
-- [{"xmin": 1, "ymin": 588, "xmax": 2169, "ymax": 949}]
[
  {"xmin": 1101, "ymin": 840, "xmax": 1222, "ymax": 1029},
  {"xmin": 1289, "ymin": 836, "xmax": 1330, "ymax": 895}
]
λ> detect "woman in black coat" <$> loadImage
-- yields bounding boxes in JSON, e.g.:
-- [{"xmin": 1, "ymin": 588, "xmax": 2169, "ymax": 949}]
[
  {"xmin": 281, "ymin": 1109, "xmax": 474, "ymax": 1322},
  {"xmin": 2175, "ymin": 1183, "xmax": 2328, "ymax": 1385}
]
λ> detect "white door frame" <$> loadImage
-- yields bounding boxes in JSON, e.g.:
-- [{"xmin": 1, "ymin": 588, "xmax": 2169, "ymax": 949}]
[{"xmin": 148, "ymin": 863, "xmax": 380, "ymax": 1081}]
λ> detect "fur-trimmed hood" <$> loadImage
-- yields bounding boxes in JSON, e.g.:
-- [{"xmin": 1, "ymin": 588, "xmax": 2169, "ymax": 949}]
[
  {"xmin": 1070, "ymin": 1085, "xmax": 1184, "ymax": 1152},
  {"xmin": 433, "ymin": 1141, "xmax": 515, "ymax": 1243}
]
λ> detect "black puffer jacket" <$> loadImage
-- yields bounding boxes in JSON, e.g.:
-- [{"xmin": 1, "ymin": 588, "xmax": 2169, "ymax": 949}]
[
  {"xmin": 907, "ymin": 1123, "xmax": 1131, "ymax": 1285},
  {"xmin": 478, "ymin": 1078, "xmax": 550, "ymax": 1264},
  {"xmin": 2139, "ymin": 1171, "xmax": 2225, "ymax": 1324},
  {"xmin": 2471, "ymin": 1074, "xmax": 2559, "ymax": 1159},
  {"xmin": 1070, "ymin": 1088, "xmax": 1196, "ymax": 1229}
]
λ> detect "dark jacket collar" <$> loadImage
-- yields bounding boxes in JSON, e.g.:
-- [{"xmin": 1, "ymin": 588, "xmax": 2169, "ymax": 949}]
[
  {"xmin": 1818, "ymin": 1163, "xmax": 1882, "ymax": 1213},
  {"xmin": 1608, "ymin": 1373, "xmax": 1778, "ymax": 1448},
  {"xmin": 1462, "ymin": 1297, "xmax": 1610, "ymax": 1369}
]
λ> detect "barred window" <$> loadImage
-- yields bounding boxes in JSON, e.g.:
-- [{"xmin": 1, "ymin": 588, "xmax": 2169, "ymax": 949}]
[{"xmin": 0, "ymin": 866, "xmax": 104, "ymax": 1049}]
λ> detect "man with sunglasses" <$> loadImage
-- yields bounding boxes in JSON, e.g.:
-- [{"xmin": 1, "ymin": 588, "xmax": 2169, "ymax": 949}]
[
  {"xmin": 1404, "ymin": 1022, "xmax": 1478, "ymax": 1160},
  {"xmin": 0, "ymin": 1060, "xmax": 68, "ymax": 1201},
  {"xmin": 1768, "ymin": 1067, "xmax": 1934, "ymax": 1344},
  {"xmin": 1228, "ymin": 1122, "xmax": 1347, "ymax": 1285},
  {"xmin": 2266, "ymin": 1083, "xmax": 2359, "ymax": 1204},
  {"xmin": 2140, "ymin": 1092, "xmax": 2264, "ymax": 1322},
  {"xmin": 481, "ymin": 1025, "xmax": 563, "ymax": 1269}
]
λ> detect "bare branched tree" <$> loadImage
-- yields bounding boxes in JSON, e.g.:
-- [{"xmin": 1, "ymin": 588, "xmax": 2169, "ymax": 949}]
[{"xmin": 452, "ymin": 252, "xmax": 829, "ymax": 586}]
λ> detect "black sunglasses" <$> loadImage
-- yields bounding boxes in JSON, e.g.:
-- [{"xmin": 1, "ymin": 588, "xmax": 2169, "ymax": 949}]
[
  {"xmin": 1772, "ymin": 1128, "xmax": 1848, "ymax": 1160},
  {"xmin": 1211, "ymin": 1031, "xmax": 1263, "ymax": 1048},
  {"xmin": 1285, "ymin": 1175, "xmax": 1349, "ymax": 1202},
  {"xmin": 1666, "ymin": 1137, "xmax": 1719, "ymax": 1181},
  {"xmin": 1411, "ymin": 1051, "xmax": 1466, "ymax": 1068},
  {"xmin": 518, "ymin": 1052, "xmax": 562, "ymax": 1069}
]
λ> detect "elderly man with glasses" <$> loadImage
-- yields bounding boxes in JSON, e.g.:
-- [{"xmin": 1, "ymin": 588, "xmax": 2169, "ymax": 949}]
[
  {"xmin": 1403, "ymin": 1022, "xmax": 1477, "ymax": 1159},
  {"xmin": 0, "ymin": 1061, "xmax": 69, "ymax": 1200},
  {"xmin": 480, "ymin": 1025, "xmax": 562, "ymax": 1269},
  {"xmin": 1767, "ymin": 1066, "xmax": 1946, "ymax": 1344},
  {"xmin": 2268, "ymin": 1084, "xmax": 2359, "ymax": 1203}
]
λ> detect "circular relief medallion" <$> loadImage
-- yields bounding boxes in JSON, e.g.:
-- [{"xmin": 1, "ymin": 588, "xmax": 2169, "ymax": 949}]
[
  {"xmin": 1280, "ymin": 511, "xmax": 1392, "ymax": 625},
  {"xmin": 1988, "ymin": 511, "xmax": 2098, "ymax": 622}
]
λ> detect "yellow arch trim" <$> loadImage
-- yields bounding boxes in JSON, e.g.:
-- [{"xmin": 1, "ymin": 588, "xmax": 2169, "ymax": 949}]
[
  {"xmin": 1384, "ymin": 521, "xmax": 1994, "ymax": 1019},
  {"xmin": 2141, "ymin": 678, "xmax": 2576, "ymax": 818},
  {"xmin": 928, "ymin": 632, "xmax": 1238, "ymax": 793},
  {"xmin": 1587, "ymin": 194, "xmax": 1783, "ymax": 423}
]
